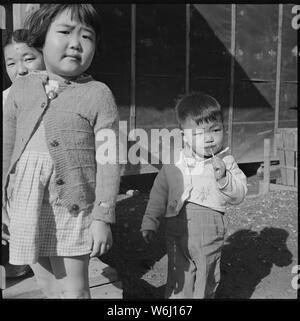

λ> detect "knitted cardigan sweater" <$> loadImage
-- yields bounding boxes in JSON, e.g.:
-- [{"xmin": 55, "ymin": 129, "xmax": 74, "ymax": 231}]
[
  {"xmin": 2, "ymin": 71, "xmax": 120, "ymax": 223},
  {"xmin": 141, "ymin": 149, "xmax": 247, "ymax": 233}
]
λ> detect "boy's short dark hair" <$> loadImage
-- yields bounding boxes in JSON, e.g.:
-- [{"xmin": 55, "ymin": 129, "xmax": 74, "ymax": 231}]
[
  {"xmin": 175, "ymin": 92, "xmax": 223, "ymax": 126},
  {"xmin": 24, "ymin": 4, "xmax": 102, "ymax": 54}
]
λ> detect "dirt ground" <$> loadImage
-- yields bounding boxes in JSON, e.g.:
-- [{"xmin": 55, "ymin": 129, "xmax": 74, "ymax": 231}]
[{"xmin": 101, "ymin": 171, "xmax": 298, "ymax": 299}]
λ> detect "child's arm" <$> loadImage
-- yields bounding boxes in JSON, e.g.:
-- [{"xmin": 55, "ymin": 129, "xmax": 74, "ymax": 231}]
[
  {"xmin": 141, "ymin": 166, "xmax": 168, "ymax": 234},
  {"xmin": 92, "ymin": 84, "xmax": 120, "ymax": 224},
  {"xmin": 89, "ymin": 84, "xmax": 120, "ymax": 256},
  {"xmin": 215, "ymin": 155, "xmax": 247, "ymax": 205}
]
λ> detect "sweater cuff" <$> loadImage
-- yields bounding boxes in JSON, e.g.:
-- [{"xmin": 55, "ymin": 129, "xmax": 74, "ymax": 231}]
[
  {"xmin": 140, "ymin": 215, "xmax": 159, "ymax": 233},
  {"xmin": 91, "ymin": 202, "xmax": 116, "ymax": 224}
]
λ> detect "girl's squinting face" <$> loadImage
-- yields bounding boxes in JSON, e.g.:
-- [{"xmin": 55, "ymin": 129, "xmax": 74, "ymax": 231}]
[
  {"xmin": 42, "ymin": 9, "xmax": 96, "ymax": 79},
  {"xmin": 4, "ymin": 42, "xmax": 45, "ymax": 82},
  {"xmin": 182, "ymin": 117, "xmax": 224, "ymax": 158}
]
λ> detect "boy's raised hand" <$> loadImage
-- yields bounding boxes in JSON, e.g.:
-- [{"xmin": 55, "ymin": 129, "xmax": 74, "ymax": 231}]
[
  {"xmin": 142, "ymin": 230, "xmax": 155, "ymax": 244},
  {"xmin": 2, "ymin": 206, "xmax": 10, "ymax": 245},
  {"xmin": 89, "ymin": 220, "xmax": 113, "ymax": 257},
  {"xmin": 211, "ymin": 156, "xmax": 226, "ymax": 181}
]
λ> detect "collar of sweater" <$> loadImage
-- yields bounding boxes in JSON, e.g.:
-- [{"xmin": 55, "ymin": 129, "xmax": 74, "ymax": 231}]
[{"xmin": 28, "ymin": 70, "xmax": 93, "ymax": 87}]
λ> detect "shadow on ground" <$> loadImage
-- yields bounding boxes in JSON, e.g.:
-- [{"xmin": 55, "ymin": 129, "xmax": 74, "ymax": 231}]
[
  {"xmin": 215, "ymin": 227, "xmax": 293, "ymax": 299},
  {"xmin": 101, "ymin": 194, "xmax": 167, "ymax": 299},
  {"xmin": 102, "ymin": 192, "xmax": 294, "ymax": 299}
]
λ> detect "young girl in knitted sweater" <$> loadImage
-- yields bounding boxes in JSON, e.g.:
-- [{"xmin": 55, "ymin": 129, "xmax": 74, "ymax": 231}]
[{"xmin": 2, "ymin": 4, "xmax": 120, "ymax": 298}]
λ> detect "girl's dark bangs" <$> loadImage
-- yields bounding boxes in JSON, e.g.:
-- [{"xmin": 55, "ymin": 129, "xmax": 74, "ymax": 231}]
[
  {"xmin": 68, "ymin": 5, "xmax": 98, "ymax": 33},
  {"xmin": 69, "ymin": 6, "xmax": 85, "ymax": 24}
]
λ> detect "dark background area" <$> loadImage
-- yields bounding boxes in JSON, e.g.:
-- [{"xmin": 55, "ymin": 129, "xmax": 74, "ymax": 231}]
[
  {"xmin": 2, "ymin": 4, "xmax": 297, "ymax": 109},
  {"xmin": 1, "ymin": 4, "xmax": 297, "ymax": 165}
]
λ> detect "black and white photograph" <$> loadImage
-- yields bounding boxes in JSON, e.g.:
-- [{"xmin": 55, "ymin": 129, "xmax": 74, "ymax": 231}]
[{"xmin": 0, "ymin": 3, "xmax": 298, "ymax": 305}]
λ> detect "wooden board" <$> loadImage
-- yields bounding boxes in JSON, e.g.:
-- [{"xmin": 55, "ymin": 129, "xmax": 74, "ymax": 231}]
[
  {"xmin": 269, "ymin": 183, "xmax": 297, "ymax": 192},
  {"xmin": 2, "ymin": 275, "xmax": 43, "ymax": 299},
  {"xmin": 276, "ymin": 132, "xmax": 287, "ymax": 185},
  {"xmin": 90, "ymin": 281, "xmax": 123, "ymax": 299},
  {"xmin": 276, "ymin": 128, "xmax": 297, "ymax": 186},
  {"xmin": 2, "ymin": 257, "xmax": 121, "ymax": 299}
]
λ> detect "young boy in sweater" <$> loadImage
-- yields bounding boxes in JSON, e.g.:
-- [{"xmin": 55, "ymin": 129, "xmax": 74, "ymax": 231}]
[{"xmin": 141, "ymin": 92, "xmax": 247, "ymax": 298}]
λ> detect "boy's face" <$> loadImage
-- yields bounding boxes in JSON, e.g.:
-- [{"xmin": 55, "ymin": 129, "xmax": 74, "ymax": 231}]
[
  {"xmin": 42, "ymin": 9, "xmax": 96, "ymax": 79},
  {"xmin": 181, "ymin": 117, "xmax": 224, "ymax": 158},
  {"xmin": 4, "ymin": 42, "xmax": 45, "ymax": 82}
]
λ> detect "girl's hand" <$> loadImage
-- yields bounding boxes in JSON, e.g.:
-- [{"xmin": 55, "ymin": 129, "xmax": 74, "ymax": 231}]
[
  {"xmin": 142, "ymin": 230, "xmax": 155, "ymax": 244},
  {"xmin": 211, "ymin": 156, "xmax": 226, "ymax": 181},
  {"xmin": 88, "ymin": 220, "xmax": 113, "ymax": 257},
  {"xmin": 2, "ymin": 206, "xmax": 10, "ymax": 245}
]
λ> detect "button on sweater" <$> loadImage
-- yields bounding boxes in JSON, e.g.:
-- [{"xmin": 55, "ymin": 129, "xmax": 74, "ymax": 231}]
[{"xmin": 3, "ymin": 71, "xmax": 120, "ymax": 223}]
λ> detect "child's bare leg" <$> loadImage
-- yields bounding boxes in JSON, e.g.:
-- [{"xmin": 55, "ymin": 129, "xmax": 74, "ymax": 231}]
[
  {"xmin": 50, "ymin": 255, "xmax": 90, "ymax": 299},
  {"xmin": 30, "ymin": 257, "xmax": 60, "ymax": 298}
]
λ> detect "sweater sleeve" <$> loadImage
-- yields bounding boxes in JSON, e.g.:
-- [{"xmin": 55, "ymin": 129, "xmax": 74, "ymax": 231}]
[
  {"xmin": 141, "ymin": 166, "xmax": 168, "ymax": 233},
  {"xmin": 217, "ymin": 155, "xmax": 247, "ymax": 205},
  {"xmin": 91, "ymin": 84, "xmax": 120, "ymax": 223},
  {"xmin": 2, "ymin": 86, "xmax": 18, "ymax": 206}
]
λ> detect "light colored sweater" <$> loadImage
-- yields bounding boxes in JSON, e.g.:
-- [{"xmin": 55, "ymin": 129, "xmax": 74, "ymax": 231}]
[
  {"xmin": 3, "ymin": 71, "xmax": 120, "ymax": 223},
  {"xmin": 141, "ymin": 148, "xmax": 247, "ymax": 232}
]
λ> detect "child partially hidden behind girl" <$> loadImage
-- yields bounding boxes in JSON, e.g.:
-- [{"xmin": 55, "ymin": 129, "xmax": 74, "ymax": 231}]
[
  {"xmin": 2, "ymin": 5, "xmax": 120, "ymax": 298},
  {"xmin": 141, "ymin": 93, "xmax": 247, "ymax": 299},
  {"xmin": 2, "ymin": 28, "xmax": 45, "ymax": 278}
]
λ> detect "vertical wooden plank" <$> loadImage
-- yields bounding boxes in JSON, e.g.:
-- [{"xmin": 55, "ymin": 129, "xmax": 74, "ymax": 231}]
[
  {"xmin": 13, "ymin": 4, "xmax": 40, "ymax": 30},
  {"xmin": 0, "ymin": 5, "xmax": 6, "ymax": 29},
  {"xmin": 294, "ymin": 131, "xmax": 297, "ymax": 187},
  {"xmin": 295, "ymin": 156, "xmax": 298, "ymax": 187},
  {"xmin": 228, "ymin": 4, "xmax": 236, "ymax": 154},
  {"xmin": 129, "ymin": 4, "xmax": 136, "ymax": 141},
  {"xmin": 284, "ymin": 129, "xmax": 296, "ymax": 186},
  {"xmin": 263, "ymin": 138, "xmax": 271, "ymax": 194},
  {"xmin": 276, "ymin": 130, "xmax": 286, "ymax": 184},
  {"xmin": 12, "ymin": 3, "xmax": 22, "ymax": 30},
  {"xmin": 4, "ymin": 3, "xmax": 13, "ymax": 30},
  {"xmin": 185, "ymin": 4, "xmax": 190, "ymax": 95},
  {"xmin": 273, "ymin": 4, "xmax": 283, "ymax": 156}
]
